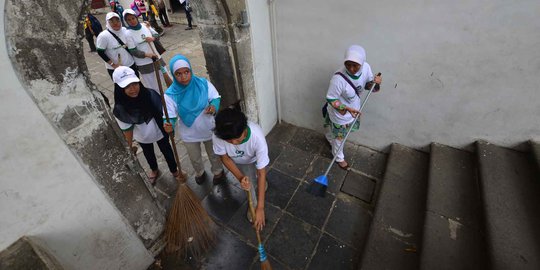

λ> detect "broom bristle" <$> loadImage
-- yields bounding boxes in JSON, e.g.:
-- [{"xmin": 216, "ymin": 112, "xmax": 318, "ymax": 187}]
[
  {"xmin": 164, "ymin": 183, "xmax": 215, "ymax": 258},
  {"xmin": 260, "ymin": 259, "xmax": 272, "ymax": 270}
]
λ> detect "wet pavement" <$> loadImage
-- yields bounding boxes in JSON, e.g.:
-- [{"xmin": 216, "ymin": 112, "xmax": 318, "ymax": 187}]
[{"xmin": 83, "ymin": 14, "xmax": 388, "ymax": 270}]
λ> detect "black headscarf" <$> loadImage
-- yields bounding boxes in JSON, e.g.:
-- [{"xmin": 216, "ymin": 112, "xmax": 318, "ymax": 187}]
[{"xmin": 113, "ymin": 83, "xmax": 164, "ymax": 128}]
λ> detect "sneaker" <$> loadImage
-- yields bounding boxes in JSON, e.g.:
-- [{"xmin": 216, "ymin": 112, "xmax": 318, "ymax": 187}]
[
  {"xmin": 195, "ymin": 171, "xmax": 206, "ymax": 185},
  {"xmin": 212, "ymin": 171, "xmax": 227, "ymax": 185}
]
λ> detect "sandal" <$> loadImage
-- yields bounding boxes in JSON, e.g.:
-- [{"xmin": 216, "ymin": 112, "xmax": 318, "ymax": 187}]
[
  {"xmin": 148, "ymin": 170, "xmax": 161, "ymax": 186},
  {"xmin": 335, "ymin": 161, "xmax": 351, "ymax": 171}
]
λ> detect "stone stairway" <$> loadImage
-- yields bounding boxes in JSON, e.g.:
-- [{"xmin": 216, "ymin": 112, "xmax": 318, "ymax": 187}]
[{"xmin": 357, "ymin": 141, "xmax": 540, "ymax": 270}]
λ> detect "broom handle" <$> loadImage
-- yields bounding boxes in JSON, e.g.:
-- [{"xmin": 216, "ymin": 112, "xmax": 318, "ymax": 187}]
[
  {"xmin": 322, "ymin": 73, "xmax": 381, "ymax": 177},
  {"xmin": 152, "ymin": 59, "xmax": 186, "ymax": 183},
  {"xmin": 246, "ymin": 188, "xmax": 263, "ymax": 244}
]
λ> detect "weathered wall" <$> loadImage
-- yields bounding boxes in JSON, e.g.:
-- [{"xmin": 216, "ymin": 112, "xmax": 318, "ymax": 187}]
[
  {"xmin": 274, "ymin": 0, "xmax": 540, "ymax": 150},
  {"xmin": 0, "ymin": 2, "xmax": 153, "ymax": 268},
  {"xmin": 1, "ymin": 0, "xmax": 165, "ymax": 268},
  {"xmin": 192, "ymin": 0, "xmax": 276, "ymax": 134},
  {"xmin": 246, "ymin": 0, "xmax": 277, "ymax": 133}
]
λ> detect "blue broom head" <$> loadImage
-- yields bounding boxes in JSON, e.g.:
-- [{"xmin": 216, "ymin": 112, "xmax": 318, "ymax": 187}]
[
  {"xmin": 258, "ymin": 244, "xmax": 267, "ymax": 261},
  {"xmin": 313, "ymin": 175, "xmax": 328, "ymax": 186}
]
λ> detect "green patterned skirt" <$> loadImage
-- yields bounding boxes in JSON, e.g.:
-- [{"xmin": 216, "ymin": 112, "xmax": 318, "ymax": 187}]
[{"xmin": 324, "ymin": 114, "xmax": 361, "ymax": 139}]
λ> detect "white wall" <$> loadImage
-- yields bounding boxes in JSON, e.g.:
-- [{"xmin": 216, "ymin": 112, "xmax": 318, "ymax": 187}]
[
  {"xmin": 274, "ymin": 0, "xmax": 540, "ymax": 150},
  {"xmin": 247, "ymin": 0, "xmax": 277, "ymax": 134},
  {"xmin": 0, "ymin": 1, "xmax": 153, "ymax": 269}
]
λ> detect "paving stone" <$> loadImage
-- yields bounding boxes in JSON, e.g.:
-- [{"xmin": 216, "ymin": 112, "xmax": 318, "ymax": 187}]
[
  {"xmin": 226, "ymin": 203, "xmax": 283, "ymax": 246},
  {"xmin": 341, "ymin": 171, "xmax": 376, "ymax": 204},
  {"xmin": 265, "ymin": 213, "xmax": 322, "ymax": 269},
  {"xmin": 325, "ymin": 194, "xmax": 372, "ymax": 250},
  {"xmin": 287, "ymin": 183, "xmax": 335, "ymax": 229},
  {"xmin": 266, "ymin": 122, "xmax": 298, "ymax": 144},
  {"xmin": 200, "ymin": 228, "xmax": 257, "ymax": 269},
  {"xmin": 307, "ymin": 233, "xmax": 359, "ymax": 270},
  {"xmin": 272, "ymin": 146, "xmax": 315, "ymax": 179},
  {"xmin": 265, "ymin": 169, "xmax": 301, "ymax": 209},
  {"xmin": 268, "ymin": 141, "xmax": 284, "ymax": 167},
  {"xmin": 304, "ymin": 156, "xmax": 348, "ymax": 194},
  {"xmin": 319, "ymin": 141, "xmax": 358, "ymax": 163},
  {"xmin": 349, "ymin": 145, "xmax": 387, "ymax": 180},
  {"xmin": 288, "ymin": 127, "xmax": 326, "ymax": 154},
  {"xmin": 201, "ymin": 183, "xmax": 246, "ymax": 224}
]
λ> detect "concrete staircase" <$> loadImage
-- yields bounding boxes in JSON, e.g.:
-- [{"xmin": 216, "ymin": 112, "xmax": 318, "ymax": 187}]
[{"xmin": 357, "ymin": 141, "xmax": 540, "ymax": 270}]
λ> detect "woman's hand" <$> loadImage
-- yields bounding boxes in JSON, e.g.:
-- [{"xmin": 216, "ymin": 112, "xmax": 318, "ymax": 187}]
[
  {"xmin": 205, "ymin": 105, "xmax": 216, "ymax": 114},
  {"xmin": 374, "ymin": 73, "xmax": 382, "ymax": 84},
  {"xmin": 145, "ymin": 36, "xmax": 155, "ymax": 43},
  {"xmin": 347, "ymin": 107, "xmax": 361, "ymax": 118},
  {"xmin": 254, "ymin": 207, "xmax": 265, "ymax": 231},
  {"xmin": 240, "ymin": 176, "xmax": 251, "ymax": 190},
  {"xmin": 145, "ymin": 52, "xmax": 158, "ymax": 60},
  {"xmin": 163, "ymin": 122, "xmax": 173, "ymax": 133}
]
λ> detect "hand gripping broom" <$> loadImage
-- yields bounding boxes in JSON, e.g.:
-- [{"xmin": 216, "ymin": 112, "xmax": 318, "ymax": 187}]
[
  {"xmin": 308, "ymin": 73, "xmax": 381, "ymax": 197},
  {"xmin": 152, "ymin": 59, "xmax": 215, "ymax": 258},
  {"xmin": 246, "ymin": 188, "xmax": 272, "ymax": 270}
]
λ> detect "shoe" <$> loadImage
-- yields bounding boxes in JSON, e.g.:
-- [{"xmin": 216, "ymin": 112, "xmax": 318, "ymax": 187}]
[
  {"xmin": 195, "ymin": 171, "xmax": 207, "ymax": 185},
  {"xmin": 185, "ymin": 26, "xmax": 193, "ymax": 30},
  {"xmin": 148, "ymin": 169, "xmax": 161, "ymax": 186},
  {"xmin": 336, "ymin": 161, "xmax": 350, "ymax": 171},
  {"xmin": 212, "ymin": 171, "xmax": 227, "ymax": 185}
]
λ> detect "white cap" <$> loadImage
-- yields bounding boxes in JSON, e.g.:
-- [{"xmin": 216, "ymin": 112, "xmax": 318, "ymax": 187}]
[
  {"xmin": 106, "ymin": 12, "xmax": 120, "ymax": 21},
  {"xmin": 123, "ymin": 9, "xmax": 137, "ymax": 21},
  {"xmin": 113, "ymin": 66, "xmax": 140, "ymax": 88}
]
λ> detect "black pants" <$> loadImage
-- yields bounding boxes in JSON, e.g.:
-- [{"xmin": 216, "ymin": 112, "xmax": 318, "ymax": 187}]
[
  {"xmin": 158, "ymin": 7, "xmax": 170, "ymax": 26},
  {"xmin": 85, "ymin": 29, "xmax": 96, "ymax": 52},
  {"xmin": 184, "ymin": 5, "xmax": 193, "ymax": 27},
  {"xmin": 139, "ymin": 134, "xmax": 178, "ymax": 173}
]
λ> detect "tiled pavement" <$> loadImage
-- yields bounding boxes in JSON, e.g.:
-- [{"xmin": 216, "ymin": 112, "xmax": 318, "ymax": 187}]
[
  {"xmin": 82, "ymin": 13, "xmax": 388, "ymax": 270},
  {"xmin": 149, "ymin": 123, "xmax": 388, "ymax": 270}
]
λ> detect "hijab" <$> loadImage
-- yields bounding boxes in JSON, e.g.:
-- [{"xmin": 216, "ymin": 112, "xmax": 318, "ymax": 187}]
[
  {"xmin": 123, "ymin": 9, "xmax": 142, "ymax": 30},
  {"xmin": 113, "ymin": 83, "xmax": 164, "ymax": 126},
  {"xmin": 343, "ymin": 45, "xmax": 366, "ymax": 78},
  {"xmin": 165, "ymin": 54, "xmax": 209, "ymax": 127}
]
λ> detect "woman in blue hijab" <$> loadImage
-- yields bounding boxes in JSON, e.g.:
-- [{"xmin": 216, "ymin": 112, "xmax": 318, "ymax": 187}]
[{"xmin": 164, "ymin": 54, "xmax": 226, "ymax": 185}]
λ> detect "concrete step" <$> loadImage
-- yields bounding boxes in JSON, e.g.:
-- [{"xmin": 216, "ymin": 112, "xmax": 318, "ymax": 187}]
[
  {"xmin": 420, "ymin": 143, "xmax": 486, "ymax": 270},
  {"xmin": 476, "ymin": 141, "xmax": 540, "ymax": 270},
  {"xmin": 358, "ymin": 143, "xmax": 429, "ymax": 270}
]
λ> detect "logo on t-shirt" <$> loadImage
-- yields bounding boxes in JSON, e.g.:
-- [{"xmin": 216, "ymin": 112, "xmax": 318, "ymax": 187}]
[{"xmin": 233, "ymin": 149, "xmax": 245, "ymax": 158}]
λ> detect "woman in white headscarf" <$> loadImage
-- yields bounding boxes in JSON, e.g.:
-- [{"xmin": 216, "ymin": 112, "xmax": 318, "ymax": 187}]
[
  {"xmin": 324, "ymin": 45, "xmax": 382, "ymax": 170},
  {"xmin": 123, "ymin": 9, "xmax": 169, "ymax": 93},
  {"xmin": 96, "ymin": 12, "xmax": 138, "ymax": 79}
]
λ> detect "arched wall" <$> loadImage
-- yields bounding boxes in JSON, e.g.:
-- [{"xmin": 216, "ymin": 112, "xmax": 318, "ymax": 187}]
[{"xmin": 1, "ymin": 0, "xmax": 164, "ymax": 267}]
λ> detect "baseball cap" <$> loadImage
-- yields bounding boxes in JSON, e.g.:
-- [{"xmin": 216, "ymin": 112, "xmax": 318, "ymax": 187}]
[{"xmin": 112, "ymin": 66, "xmax": 140, "ymax": 88}]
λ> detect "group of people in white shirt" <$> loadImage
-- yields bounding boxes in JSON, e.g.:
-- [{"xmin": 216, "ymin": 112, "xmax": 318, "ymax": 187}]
[{"xmin": 96, "ymin": 10, "xmax": 382, "ymax": 233}]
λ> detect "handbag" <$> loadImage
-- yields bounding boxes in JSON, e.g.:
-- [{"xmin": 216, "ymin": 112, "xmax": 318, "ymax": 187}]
[{"xmin": 322, "ymin": 72, "xmax": 361, "ymax": 118}]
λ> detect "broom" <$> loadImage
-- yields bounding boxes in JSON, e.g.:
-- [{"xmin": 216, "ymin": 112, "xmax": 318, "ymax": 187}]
[
  {"xmin": 246, "ymin": 187, "xmax": 272, "ymax": 270},
  {"xmin": 308, "ymin": 73, "xmax": 381, "ymax": 197},
  {"xmin": 152, "ymin": 59, "xmax": 215, "ymax": 258}
]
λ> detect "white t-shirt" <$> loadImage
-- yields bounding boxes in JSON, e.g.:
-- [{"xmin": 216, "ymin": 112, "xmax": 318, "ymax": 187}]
[
  {"xmin": 326, "ymin": 63, "xmax": 374, "ymax": 125},
  {"xmin": 212, "ymin": 122, "xmax": 269, "ymax": 170},
  {"xmin": 165, "ymin": 81, "xmax": 221, "ymax": 142},
  {"xmin": 125, "ymin": 25, "xmax": 161, "ymax": 66},
  {"xmin": 116, "ymin": 118, "xmax": 164, "ymax": 144},
  {"xmin": 96, "ymin": 28, "xmax": 135, "ymax": 69}
]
